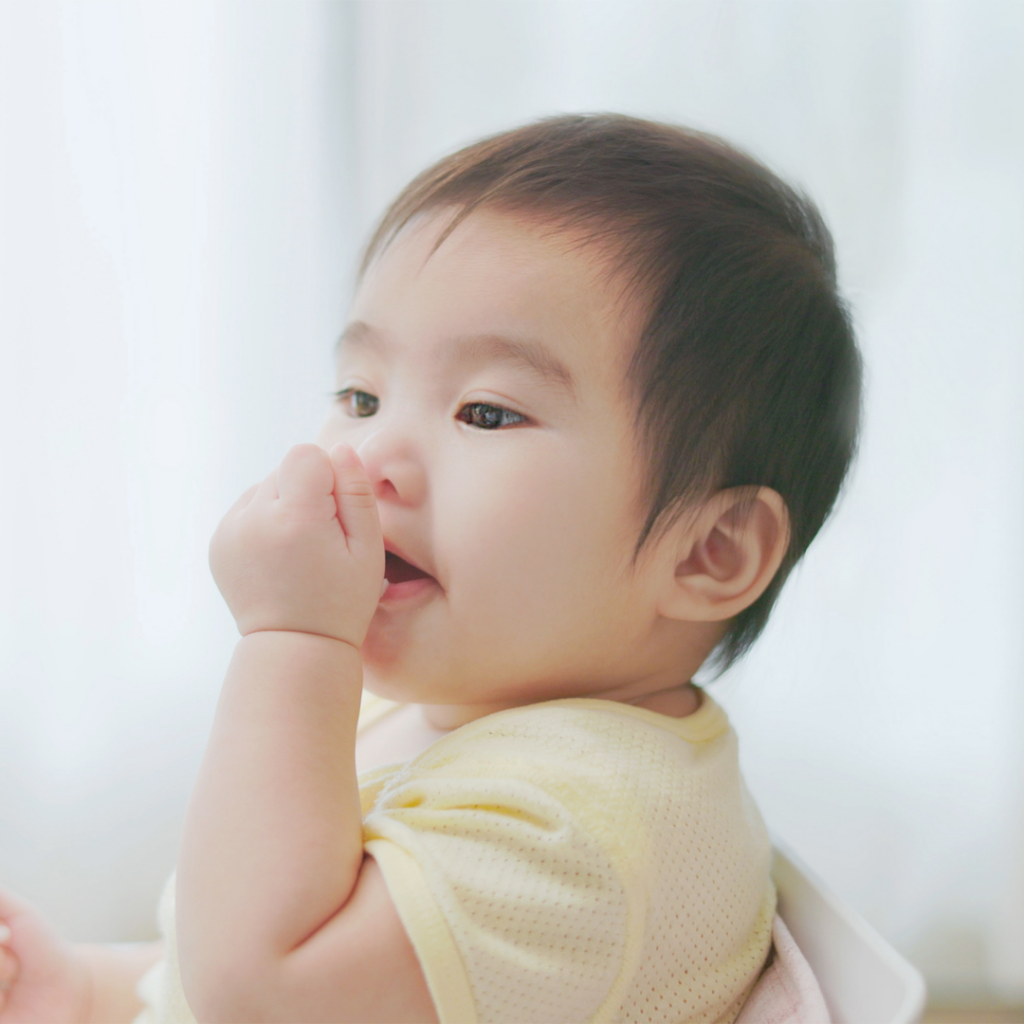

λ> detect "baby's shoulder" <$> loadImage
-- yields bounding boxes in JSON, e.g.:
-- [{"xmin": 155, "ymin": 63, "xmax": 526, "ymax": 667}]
[
  {"xmin": 364, "ymin": 694, "xmax": 767, "ymax": 922},
  {"xmin": 392, "ymin": 695, "xmax": 739, "ymax": 815},
  {"xmin": 450, "ymin": 693, "xmax": 730, "ymax": 757}
]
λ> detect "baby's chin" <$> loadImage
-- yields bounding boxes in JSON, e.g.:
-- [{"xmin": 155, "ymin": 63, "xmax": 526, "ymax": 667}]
[
  {"xmin": 359, "ymin": 656, "xmax": 446, "ymax": 706},
  {"xmin": 360, "ymin": 672, "xmax": 412, "ymax": 703},
  {"xmin": 360, "ymin": 612, "xmax": 458, "ymax": 702},
  {"xmin": 361, "ymin": 656, "xmax": 490, "ymax": 712}
]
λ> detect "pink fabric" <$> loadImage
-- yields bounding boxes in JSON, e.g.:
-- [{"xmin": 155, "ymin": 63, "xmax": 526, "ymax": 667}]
[{"xmin": 736, "ymin": 914, "xmax": 831, "ymax": 1024}]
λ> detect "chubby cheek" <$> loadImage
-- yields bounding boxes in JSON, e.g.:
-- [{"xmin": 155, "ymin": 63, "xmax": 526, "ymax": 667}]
[{"xmin": 444, "ymin": 448, "xmax": 631, "ymax": 653}]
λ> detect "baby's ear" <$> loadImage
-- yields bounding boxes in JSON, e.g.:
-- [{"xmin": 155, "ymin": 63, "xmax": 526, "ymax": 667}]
[{"xmin": 657, "ymin": 487, "xmax": 790, "ymax": 623}]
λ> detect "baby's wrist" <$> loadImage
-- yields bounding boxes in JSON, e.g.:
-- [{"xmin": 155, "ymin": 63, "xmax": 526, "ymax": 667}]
[
  {"xmin": 231, "ymin": 605, "xmax": 368, "ymax": 649},
  {"xmin": 237, "ymin": 628, "xmax": 360, "ymax": 655},
  {"xmin": 234, "ymin": 629, "xmax": 363, "ymax": 686}
]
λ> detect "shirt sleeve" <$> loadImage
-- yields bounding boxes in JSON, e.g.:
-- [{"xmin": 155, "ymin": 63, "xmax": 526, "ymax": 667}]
[{"xmin": 361, "ymin": 713, "xmax": 635, "ymax": 1024}]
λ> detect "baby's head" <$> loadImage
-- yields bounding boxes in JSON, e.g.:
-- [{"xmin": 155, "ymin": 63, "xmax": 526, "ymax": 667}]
[{"xmin": 319, "ymin": 114, "xmax": 860, "ymax": 717}]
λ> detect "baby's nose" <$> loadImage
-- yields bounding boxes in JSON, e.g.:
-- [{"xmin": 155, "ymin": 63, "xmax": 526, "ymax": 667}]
[{"xmin": 356, "ymin": 428, "xmax": 427, "ymax": 506}]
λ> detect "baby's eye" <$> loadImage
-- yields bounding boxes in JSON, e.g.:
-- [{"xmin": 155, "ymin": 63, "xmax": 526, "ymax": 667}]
[
  {"xmin": 333, "ymin": 391, "xmax": 525, "ymax": 429},
  {"xmin": 335, "ymin": 388, "xmax": 379, "ymax": 417},
  {"xmin": 456, "ymin": 402, "xmax": 527, "ymax": 430}
]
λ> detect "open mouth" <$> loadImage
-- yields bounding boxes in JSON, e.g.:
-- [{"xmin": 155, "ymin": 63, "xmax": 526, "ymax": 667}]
[
  {"xmin": 384, "ymin": 551, "xmax": 431, "ymax": 584},
  {"xmin": 381, "ymin": 550, "xmax": 437, "ymax": 603}
]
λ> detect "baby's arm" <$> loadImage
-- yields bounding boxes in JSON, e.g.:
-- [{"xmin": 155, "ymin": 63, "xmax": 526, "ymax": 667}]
[
  {"xmin": 176, "ymin": 444, "xmax": 435, "ymax": 1022},
  {"xmin": 0, "ymin": 883, "xmax": 161, "ymax": 1024}
]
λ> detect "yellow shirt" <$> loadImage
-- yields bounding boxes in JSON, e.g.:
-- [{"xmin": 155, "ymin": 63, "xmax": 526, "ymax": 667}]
[{"xmin": 136, "ymin": 693, "xmax": 774, "ymax": 1024}]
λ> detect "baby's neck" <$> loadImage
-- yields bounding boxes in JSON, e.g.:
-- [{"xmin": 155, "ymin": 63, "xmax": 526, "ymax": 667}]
[
  {"xmin": 421, "ymin": 680, "xmax": 701, "ymax": 731},
  {"xmin": 628, "ymin": 680, "xmax": 702, "ymax": 718}
]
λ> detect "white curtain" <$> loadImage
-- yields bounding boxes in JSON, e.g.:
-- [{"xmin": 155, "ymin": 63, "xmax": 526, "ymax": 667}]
[
  {"xmin": 2, "ymin": 0, "xmax": 1022, "ymax": 1001},
  {"xmin": 0, "ymin": 0, "xmax": 355, "ymax": 940}
]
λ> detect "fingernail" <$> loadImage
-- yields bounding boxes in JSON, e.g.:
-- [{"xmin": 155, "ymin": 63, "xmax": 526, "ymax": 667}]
[
  {"xmin": 380, "ymin": 579, "xmax": 390, "ymax": 597},
  {"xmin": 0, "ymin": 923, "xmax": 11, "ymax": 944}
]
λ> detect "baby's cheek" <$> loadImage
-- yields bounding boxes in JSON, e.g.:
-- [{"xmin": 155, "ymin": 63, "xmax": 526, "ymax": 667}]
[
  {"xmin": 459, "ymin": 519, "xmax": 600, "ymax": 648},
  {"xmin": 444, "ymin": 447, "xmax": 626, "ymax": 648},
  {"xmin": 478, "ymin": 461, "xmax": 609, "ymax": 594}
]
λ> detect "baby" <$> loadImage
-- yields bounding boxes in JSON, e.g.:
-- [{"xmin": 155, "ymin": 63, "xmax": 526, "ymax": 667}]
[{"xmin": 0, "ymin": 113, "xmax": 860, "ymax": 1023}]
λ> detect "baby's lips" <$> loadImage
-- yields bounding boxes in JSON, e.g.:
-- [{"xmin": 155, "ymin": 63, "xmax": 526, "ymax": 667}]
[{"xmin": 382, "ymin": 539, "xmax": 436, "ymax": 582}]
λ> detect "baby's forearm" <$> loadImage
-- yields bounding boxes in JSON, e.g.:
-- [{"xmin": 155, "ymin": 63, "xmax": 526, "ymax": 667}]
[
  {"xmin": 76, "ymin": 941, "xmax": 163, "ymax": 1024},
  {"xmin": 176, "ymin": 631, "xmax": 364, "ymax": 983}
]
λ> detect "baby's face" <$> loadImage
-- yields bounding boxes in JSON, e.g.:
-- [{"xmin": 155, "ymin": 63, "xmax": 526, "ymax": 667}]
[{"xmin": 318, "ymin": 208, "xmax": 665, "ymax": 714}]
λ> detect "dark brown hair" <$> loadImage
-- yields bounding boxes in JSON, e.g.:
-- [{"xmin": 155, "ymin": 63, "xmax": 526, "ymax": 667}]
[{"xmin": 362, "ymin": 114, "xmax": 861, "ymax": 671}]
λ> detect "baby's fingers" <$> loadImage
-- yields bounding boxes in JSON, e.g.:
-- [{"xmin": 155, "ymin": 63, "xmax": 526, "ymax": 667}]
[
  {"xmin": 0, "ymin": 941, "xmax": 17, "ymax": 994},
  {"xmin": 225, "ymin": 482, "xmax": 260, "ymax": 518},
  {"xmin": 329, "ymin": 444, "xmax": 381, "ymax": 551},
  {"xmin": 0, "ymin": 886, "xmax": 30, "ymax": 944},
  {"xmin": 0, "ymin": 924, "xmax": 17, "ymax": 1009},
  {"xmin": 277, "ymin": 444, "xmax": 335, "ymax": 506}
]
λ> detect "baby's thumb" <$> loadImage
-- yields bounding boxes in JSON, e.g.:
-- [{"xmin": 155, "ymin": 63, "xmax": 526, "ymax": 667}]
[
  {"xmin": 0, "ymin": 882, "xmax": 50, "ymax": 956},
  {"xmin": 329, "ymin": 443, "xmax": 381, "ymax": 550},
  {"xmin": 0, "ymin": 884, "xmax": 31, "ymax": 928}
]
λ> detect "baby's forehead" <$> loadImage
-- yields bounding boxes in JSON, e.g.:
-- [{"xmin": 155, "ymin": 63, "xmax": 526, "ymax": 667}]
[
  {"xmin": 368, "ymin": 206, "xmax": 630, "ymax": 294},
  {"xmin": 352, "ymin": 207, "xmax": 646, "ymax": 380}
]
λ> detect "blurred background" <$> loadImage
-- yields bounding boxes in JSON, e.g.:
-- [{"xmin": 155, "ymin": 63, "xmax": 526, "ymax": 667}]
[{"xmin": 1, "ymin": 0, "xmax": 1022, "ymax": 1012}]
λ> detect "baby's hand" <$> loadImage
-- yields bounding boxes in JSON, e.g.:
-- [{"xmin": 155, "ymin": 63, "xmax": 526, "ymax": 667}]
[
  {"xmin": 0, "ymin": 884, "xmax": 89, "ymax": 1024},
  {"xmin": 209, "ymin": 443, "xmax": 385, "ymax": 648}
]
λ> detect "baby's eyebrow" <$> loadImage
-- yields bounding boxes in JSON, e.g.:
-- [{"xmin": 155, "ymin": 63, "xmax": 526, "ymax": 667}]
[{"xmin": 336, "ymin": 321, "xmax": 578, "ymax": 400}]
